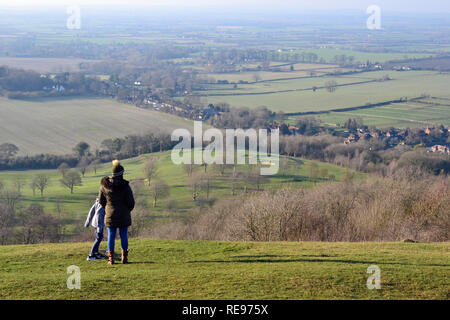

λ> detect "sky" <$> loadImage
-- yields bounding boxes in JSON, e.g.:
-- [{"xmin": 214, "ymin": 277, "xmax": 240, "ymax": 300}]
[{"xmin": 0, "ymin": 0, "xmax": 449, "ymax": 13}]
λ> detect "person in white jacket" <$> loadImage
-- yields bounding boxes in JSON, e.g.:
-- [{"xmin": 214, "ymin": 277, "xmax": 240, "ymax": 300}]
[{"xmin": 84, "ymin": 198, "xmax": 106, "ymax": 261}]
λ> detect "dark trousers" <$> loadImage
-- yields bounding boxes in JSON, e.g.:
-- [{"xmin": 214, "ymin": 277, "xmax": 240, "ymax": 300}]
[{"xmin": 89, "ymin": 228, "xmax": 104, "ymax": 256}]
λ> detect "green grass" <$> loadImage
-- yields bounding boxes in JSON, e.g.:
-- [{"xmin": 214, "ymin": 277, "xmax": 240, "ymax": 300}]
[
  {"xmin": 314, "ymin": 100, "xmax": 450, "ymax": 128},
  {"xmin": 0, "ymin": 239, "xmax": 448, "ymax": 299},
  {"xmin": 0, "ymin": 152, "xmax": 362, "ymax": 218},
  {"xmin": 0, "ymin": 97, "xmax": 194, "ymax": 155},
  {"xmin": 196, "ymin": 71, "xmax": 450, "ymax": 115},
  {"xmin": 203, "ymin": 63, "xmax": 345, "ymax": 82}
]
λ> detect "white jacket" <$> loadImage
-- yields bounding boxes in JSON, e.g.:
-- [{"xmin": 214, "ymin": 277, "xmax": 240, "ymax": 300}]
[{"xmin": 84, "ymin": 198, "xmax": 105, "ymax": 230}]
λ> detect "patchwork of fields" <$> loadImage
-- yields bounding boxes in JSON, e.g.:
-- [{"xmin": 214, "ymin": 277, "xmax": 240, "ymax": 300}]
[
  {"xmin": 189, "ymin": 66, "xmax": 450, "ymax": 128},
  {"xmin": 197, "ymin": 71, "xmax": 450, "ymax": 114}
]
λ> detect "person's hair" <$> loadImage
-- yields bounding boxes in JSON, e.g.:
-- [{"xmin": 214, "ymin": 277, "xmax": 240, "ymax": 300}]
[{"xmin": 101, "ymin": 176, "xmax": 112, "ymax": 189}]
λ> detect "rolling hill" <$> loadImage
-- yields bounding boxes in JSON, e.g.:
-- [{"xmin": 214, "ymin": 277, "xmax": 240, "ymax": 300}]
[{"xmin": 0, "ymin": 97, "xmax": 194, "ymax": 156}]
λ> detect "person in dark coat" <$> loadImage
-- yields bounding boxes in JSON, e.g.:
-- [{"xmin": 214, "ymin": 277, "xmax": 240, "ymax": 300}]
[{"xmin": 99, "ymin": 160, "xmax": 135, "ymax": 264}]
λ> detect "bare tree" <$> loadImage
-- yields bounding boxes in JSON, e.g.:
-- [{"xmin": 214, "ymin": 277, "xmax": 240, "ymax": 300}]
[
  {"xmin": 30, "ymin": 180, "xmax": 37, "ymax": 196},
  {"xmin": 214, "ymin": 163, "xmax": 231, "ymax": 176},
  {"xmin": 77, "ymin": 157, "xmax": 90, "ymax": 177},
  {"xmin": 89, "ymin": 159, "xmax": 102, "ymax": 175},
  {"xmin": 128, "ymin": 206, "xmax": 148, "ymax": 237},
  {"xmin": 0, "ymin": 204, "xmax": 14, "ymax": 245},
  {"xmin": 325, "ymin": 80, "xmax": 338, "ymax": 93},
  {"xmin": 230, "ymin": 167, "xmax": 244, "ymax": 196},
  {"xmin": 253, "ymin": 73, "xmax": 262, "ymax": 82},
  {"xmin": 13, "ymin": 177, "xmax": 26, "ymax": 193},
  {"xmin": 31, "ymin": 210, "xmax": 61, "ymax": 243},
  {"xmin": 183, "ymin": 163, "xmax": 195, "ymax": 177},
  {"xmin": 198, "ymin": 172, "xmax": 214, "ymax": 199},
  {"xmin": 32, "ymin": 175, "xmax": 50, "ymax": 197},
  {"xmin": 129, "ymin": 179, "xmax": 145, "ymax": 198},
  {"xmin": 60, "ymin": 170, "xmax": 82, "ymax": 194},
  {"xmin": 144, "ymin": 157, "xmax": 158, "ymax": 185},
  {"xmin": 189, "ymin": 173, "xmax": 203, "ymax": 201},
  {"xmin": 58, "ymin": 162, "xmax": 70, "ymax": 178},
  {"xmin": 54, "ymin": 197, "xmax": 66, "ymax": 241},
  {"xmin": 246, "ymin": 168, "xmax": 269, "ymax": 192},
  {"xmin": 19, "ymin": 204, "xmax": 61, "ymax": 244},
  {"xmin": 148, "ymin": 179, "xmax": 170, "ymax": 207},
  {"xmin": 0, "ymin": 189, "xmax": 22, "ymax": 211}
]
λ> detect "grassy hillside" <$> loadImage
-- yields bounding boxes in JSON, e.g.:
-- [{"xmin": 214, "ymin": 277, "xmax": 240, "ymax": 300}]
[
  {"xmin": 0, "ymin": 97, "xmax": 194, "ymax": 155},
  {"xmin": 0, "ymin": 239, "xmax": 448, "ymax": 299},
  {"xmin": 0, "ymin": 151, "xmax": 361, "ymax": 218}
]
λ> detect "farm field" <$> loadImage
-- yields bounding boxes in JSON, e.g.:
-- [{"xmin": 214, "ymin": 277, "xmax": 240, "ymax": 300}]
[
  {"xmin": 198, "ymin": 71, "xmax": 450, "ymax": 115},
  {"xmin": 290, "ymin": 48, "xmax": 435, "ymax": 64},
  {"xmin": 0, "ymin": 57, "xmax": 98, "ymax": 73},
  {"xmin": 201, "ymin": 73, "xmax": 364, "ymax": 94},
  {"xmin": 312, "ymin": 99, "xmax": 450, "ymax": 128},
  {"xmin": 0, "ymin": 239, "xmax": 448, "ymax": 299},
  {"xmin": 202, "ymin": 64, "xmax": 349, "ymax": 83},
  {"xmin": 0, "ymin": 151, "xmax": 361, "ymax": 216},
  {"xmin": 0, "ymin": 97, "xmax": 194, "ymax": 155}
]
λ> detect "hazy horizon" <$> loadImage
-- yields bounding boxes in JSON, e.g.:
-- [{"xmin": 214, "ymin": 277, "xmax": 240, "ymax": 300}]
[{"xmin": 0, "ymin": 0, "xmax": 449, "ymax": 14}]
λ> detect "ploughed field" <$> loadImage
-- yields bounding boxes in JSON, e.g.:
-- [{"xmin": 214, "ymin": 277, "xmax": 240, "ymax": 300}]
[{"xmin": 0, "ymin": 97, "xmax": 194, "ymax": 155}]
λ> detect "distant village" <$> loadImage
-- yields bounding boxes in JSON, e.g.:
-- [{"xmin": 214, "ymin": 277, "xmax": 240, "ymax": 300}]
[{"xmin": 342, "ymin": 126, "xmax": 450, "ymax": 155}]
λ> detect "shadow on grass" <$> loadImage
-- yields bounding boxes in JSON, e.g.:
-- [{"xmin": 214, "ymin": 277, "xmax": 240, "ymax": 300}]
[
  {"xmin": 231, "ymin": 254, "xmax": 335, "ymax": 259},
  {"xmin": 187, "ymin": 257, "xmax": 448, "ymax": 267},
  {"xmin": 100, "ymin": 254, "xmax": 154, "ymax": 265}
]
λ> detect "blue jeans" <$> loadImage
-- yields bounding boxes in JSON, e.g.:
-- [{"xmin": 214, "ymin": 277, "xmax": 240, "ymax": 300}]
[
  {"xmin": 107, "ymin": 227, "xmax": 128, "ymax": 252},
  {"xmin": 89, "ymin": 228, "xmax": 104, "ymax": 256}
]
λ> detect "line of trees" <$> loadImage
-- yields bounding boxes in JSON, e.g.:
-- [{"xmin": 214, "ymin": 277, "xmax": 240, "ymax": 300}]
[{"xmin": 0, "ymin": 131, "xmax": 175, "ymax": 171}]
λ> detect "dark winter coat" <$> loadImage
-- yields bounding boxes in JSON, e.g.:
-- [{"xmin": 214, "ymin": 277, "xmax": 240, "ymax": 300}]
[{"xmin": 98, "ymin": 176, "xmax": 135, "ymax": 228}]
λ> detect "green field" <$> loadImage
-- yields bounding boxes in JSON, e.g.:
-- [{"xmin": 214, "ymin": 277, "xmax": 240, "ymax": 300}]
[
  {"xmin": 291, "ymin": 48, "xmax": 434, "ymax": 64},
  {"xmin": 196, "ymin": 71, "xmax": 450, "ymax": 117},
  {"xmin": 0, "ymin": 151, "xmax": 361, "ymax": 220},
  {"xmin": 203, "ymin": 63, "xmax": 347, "ymax": 83},
  {"xmin": 0, "ymin": 239, "xmax": 448, "ymax": 299},
  {"xmin": 0, "ymin": 97, "xmax": 194, "ymax": 155},
  {"xmin": 313, "ymin": 99, "xmax": 450, "ymax": 128}
]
